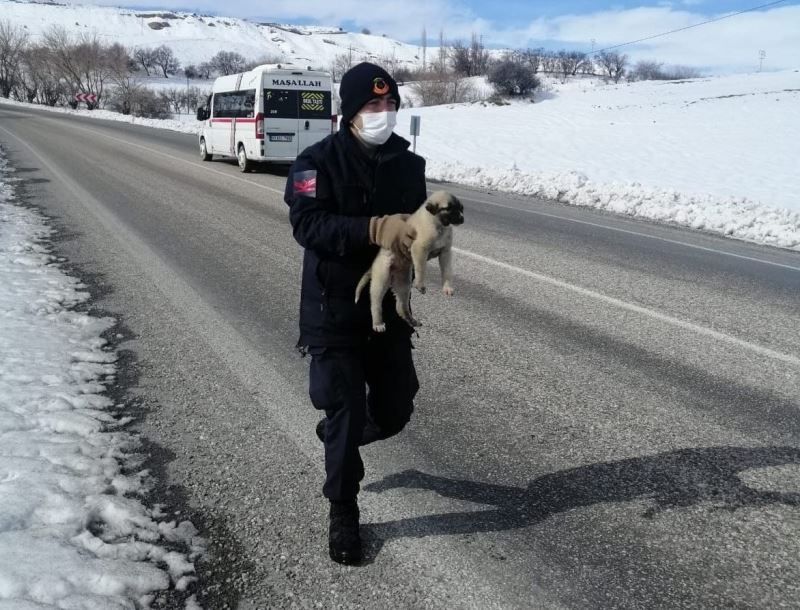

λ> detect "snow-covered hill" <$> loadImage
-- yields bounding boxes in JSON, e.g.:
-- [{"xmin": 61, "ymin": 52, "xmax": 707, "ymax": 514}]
[{"xmin": 0, "ymin": 0, "xmax": 426, "ymax": 70}]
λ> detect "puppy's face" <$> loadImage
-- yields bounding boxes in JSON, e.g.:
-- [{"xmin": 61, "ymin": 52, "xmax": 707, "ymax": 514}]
[{"xmin": 424, "ymin": 191, "xmax": 465, "ymax": 227}]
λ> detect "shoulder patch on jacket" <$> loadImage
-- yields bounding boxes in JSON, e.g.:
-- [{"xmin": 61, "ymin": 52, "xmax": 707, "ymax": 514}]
[{"xmin": 293, "ymin": 170, "xmax": 317, "ymax": 198}]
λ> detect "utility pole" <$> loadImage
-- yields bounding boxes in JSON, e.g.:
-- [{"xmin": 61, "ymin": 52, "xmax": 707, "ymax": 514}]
[
  {"xmin": 439, "ymin": 28, "xmax": 445, "ymax": 74},
  {"xmin": 591, "ymin": 38, "xmax": 596, "ymax": 54},
  {"xmin": 758, "ymin": 49, "xmax": 766, "ymax": 72}
]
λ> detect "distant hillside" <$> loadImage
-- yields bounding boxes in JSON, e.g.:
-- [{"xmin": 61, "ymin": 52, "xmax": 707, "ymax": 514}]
[{"xmin": 1, "ymin": 0, "xmax": 426, "ymax": 72}]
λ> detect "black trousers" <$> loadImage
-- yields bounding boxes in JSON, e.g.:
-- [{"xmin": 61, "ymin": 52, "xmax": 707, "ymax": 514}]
[{"xmin": 308, "ymin": 332, "xmax": 419, "ymax": 502}]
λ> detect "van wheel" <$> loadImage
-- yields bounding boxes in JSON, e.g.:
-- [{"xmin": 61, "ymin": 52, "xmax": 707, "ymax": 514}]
[
  {"xmin": 200, "ymin": 138, "xmax": 211, "ymax": 161},
  {"xmin": 237, "ymin": 145, "xmax": 252, "ymax": 172}
]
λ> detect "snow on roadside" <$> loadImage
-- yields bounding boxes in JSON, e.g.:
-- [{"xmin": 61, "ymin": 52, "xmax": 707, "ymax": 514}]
[
  {"xmin": 0, "ymin": 147, "xmax": 203, "ymax": 607},
  {"xmin": 415, "ymin": 71, "xmax": 800, "ymax": 251},
  {"xmin": 428, "ymin": 162, "xmax": 800, "ymax": 251},
  {"xmin": 0, "ymin": 97, "xmax": 198, "ymax": 135}
]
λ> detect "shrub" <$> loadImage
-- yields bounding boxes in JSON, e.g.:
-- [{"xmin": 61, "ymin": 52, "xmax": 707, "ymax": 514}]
[
  {"xmin": 130, "ymin": 87, "xmax": 171, "ymax": 118},
  {"xmin": 487, "ymin": 58, "xmax": 540, "ymax": 97}
]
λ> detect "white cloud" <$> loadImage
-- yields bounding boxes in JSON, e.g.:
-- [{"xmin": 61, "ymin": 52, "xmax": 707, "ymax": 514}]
[{"xmin": 486, "ymin": 5, "xmax": 800, "ymax": 73}]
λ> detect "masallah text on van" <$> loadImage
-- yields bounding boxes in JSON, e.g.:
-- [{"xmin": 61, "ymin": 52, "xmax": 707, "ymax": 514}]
[{"xmin": 272, "ymin": 79, "xmax": 323, "ymax": 87}]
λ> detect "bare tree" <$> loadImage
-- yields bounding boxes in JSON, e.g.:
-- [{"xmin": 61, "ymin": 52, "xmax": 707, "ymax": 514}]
[
  {"xmin": 186, "ymin": 85, "xmax": 208, "ymax": 113},
  {"xmin": 630, "ymin": 60, "xmax": 701, "ymax": 81},
  {"xmin": 664, "ymin": 65, "xmax": 701, "ymax": 79},
  {"xmin": 540, "ymin": 50, "xmax": 559, "ymax": 74},
  {"xmin": 0, "ymin": 20, "xmax": 29, "ymax": 98},
  {"xmin": 107, "ymin": 81, "xmax": 142, "ymax": 114},
  {"xmin": 630, "ymin": 60, "xmax": 664, "ymax": 81},
  {"xmin": 393, "ymin": 66, "xmax": 414, "ymax": 82},
  {"xmin": 19, "ymin": 44, "xmax": 66, "ymax": 105},
  {"xmin": 242, "ymin": 54, "xmax": 284, "ymax": 71},
  {"xmin": 152, "ymin": 45, "xmax": 180, "ymax": 78},
  {"xmin": 470, "ymin": 33, "xmax": 489, "ymax": 76},
  {"xmin": 450, "ymin": 33, "xmax": 489, "ymax": 77},
  {"xmin": 14, "ymin": 47, "xmax": 37, "ymax": 102},
  {"xmin": 517, "ymin": 48, "xmax": 544, "ymax": 74},
  {"xmin": 557, "ymin": 50, "xmax": 588, "ymax": 80},
  {"xmin": 450, "ymin": 40, "xmax": 471, "ymax": 77},
  {"xmin": 376, "ymin": 52, "xmax": 398, "ymax": 78},
  {"xmin": 438, "ymin": 29, "xmax": 447, "ymax": 75},
  {"xmin": 106, "ymin": 43, "xmax": 139, "ymax": 114},
  {"xmin": 129, "ymin": 87, "xmax": 170, "ymax": 118},
  {"xmin": 160, "ymin": 87, "xmax": 184, "ymax": 113},
  {"xmin": 133, "ymin": 46, "xmax": 156, "ymax": 76},
  {"xmin": 421, "ymin": 27, "xmax": 427, "ymax": 72},
  {"xmin": 410, "ymin": 73, "xmax": 476, "ymax": 106},
  {"xmin": 331, "ymin": 52, "xmax": 353, "ymax": 82},
  {"xmin": 197, "ymin": 62, "xmax": 213, "ymax": 79},
  {"xmin": 76, "ymin": 35, "xmax": 114, "ymax": 107},
  {"xmin": 43, "ymin": 28, "xmax": 112, "ymax": 108},
  {"xmin": 209, "ymin": 50, "xmax": 246, "ymax": 76},
  {"xmin": 107, "ymin": 42, "xmax": 136, "ymax": 76},
  {"xmin": 597, "ymin": 50, "xmax": 628, "ymax": 83}
]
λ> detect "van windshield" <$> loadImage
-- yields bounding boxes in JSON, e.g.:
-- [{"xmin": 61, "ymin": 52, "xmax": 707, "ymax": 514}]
[{"xmin": 264, "ymin": 89, "xmax": 331, "ymax": 119}]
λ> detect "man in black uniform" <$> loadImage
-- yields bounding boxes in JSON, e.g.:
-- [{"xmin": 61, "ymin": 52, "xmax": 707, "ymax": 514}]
[{"xmin": 284, "ymin": 62, "xmax": 427, "ymax": 564}]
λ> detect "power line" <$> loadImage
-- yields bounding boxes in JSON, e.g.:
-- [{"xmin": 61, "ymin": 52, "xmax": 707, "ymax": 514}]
[{"xmin": 590, "ymin": 0, "xmax": 790, "ymax": 55}]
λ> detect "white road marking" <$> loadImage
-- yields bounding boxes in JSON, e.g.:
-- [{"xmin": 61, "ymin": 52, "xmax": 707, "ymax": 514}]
[
  {"xmin": 452, "ymin": 194, "xmax": 800, "ymax": 273},
  {"xmin": 456, "ymin": 247, "xmax": 800, "ymax": 368},
  {"xmin": 3, "ymin": 116, "xmax": 797, "ymax": 368}
]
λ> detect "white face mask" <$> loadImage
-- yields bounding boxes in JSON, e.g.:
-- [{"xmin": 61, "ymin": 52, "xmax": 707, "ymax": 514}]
[{"xmin": 354, "ymin": 110, "xmax": 397, "ymax": 146}]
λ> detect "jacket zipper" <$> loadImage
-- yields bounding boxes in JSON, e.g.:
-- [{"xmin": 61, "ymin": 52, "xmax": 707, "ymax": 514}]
[{"xmin": 370, "ymin": 151, "xmax": 381, "ymax": 210}]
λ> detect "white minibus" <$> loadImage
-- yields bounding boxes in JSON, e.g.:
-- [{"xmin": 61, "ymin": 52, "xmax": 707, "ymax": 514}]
[{"xmin": 197, "ymin": 64, "xmax": 335, "ymax": 171}]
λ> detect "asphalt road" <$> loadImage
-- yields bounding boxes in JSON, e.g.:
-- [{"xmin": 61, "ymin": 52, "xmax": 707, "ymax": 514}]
[{"xmin": 2, "ymin": 103, "xmax": 799, "ymax": 609}]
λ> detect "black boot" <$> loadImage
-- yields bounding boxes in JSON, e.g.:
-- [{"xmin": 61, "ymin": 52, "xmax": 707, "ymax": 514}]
[
  {"xmin": 328, "ymin": 500, "xmax": 361, "ymax": 565},
  {"xmin": 316, "ymin": 418, "xmax": 326, "ymax": 443}
]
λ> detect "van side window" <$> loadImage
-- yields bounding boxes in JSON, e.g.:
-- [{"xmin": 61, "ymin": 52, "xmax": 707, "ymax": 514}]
[
  {"xmin": 243, "ymin": 91, "xmax": 255, "ymax": 117},
  {"xmin": 213, "ymin": 90, "xmax": 256, "ymax": 119}
]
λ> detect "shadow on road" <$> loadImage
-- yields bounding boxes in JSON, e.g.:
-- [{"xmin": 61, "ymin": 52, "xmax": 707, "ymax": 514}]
[{"xmin": 361, "ymin": 446, "xmax": 800, "ymax": 562}]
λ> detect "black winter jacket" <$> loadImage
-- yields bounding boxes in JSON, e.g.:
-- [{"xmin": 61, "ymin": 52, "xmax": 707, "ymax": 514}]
[{"xmin": 284, "ymin": 128, "xmax": 427, "ymax": 347}]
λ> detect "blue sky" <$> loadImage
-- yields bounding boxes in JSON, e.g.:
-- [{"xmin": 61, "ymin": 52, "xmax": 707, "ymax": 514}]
[{"xmin": 467, "ymin": 0, "xmax": 792, "ymax": 23}]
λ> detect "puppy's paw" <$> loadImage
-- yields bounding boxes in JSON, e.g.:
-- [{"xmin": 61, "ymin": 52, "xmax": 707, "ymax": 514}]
[
  {"xmin": 442, "ymin": 285, "xmax": 454, "ymax": 296},
  {"xmin": 406, "ymin": 316, "xmax": 422, "ymax": 328},
  {"xmin": 413, "ymin": 282, "xmax": 427, "ymax": 294},
  {"xmin": 373, "ymin": 323, "xmax": 387, "ymax": 333}
]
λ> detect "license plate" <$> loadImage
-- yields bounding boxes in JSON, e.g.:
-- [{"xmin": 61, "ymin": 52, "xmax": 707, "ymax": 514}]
[{"xmin": 269, "ymin": 134, "xmax": 293, "ymax": 142}]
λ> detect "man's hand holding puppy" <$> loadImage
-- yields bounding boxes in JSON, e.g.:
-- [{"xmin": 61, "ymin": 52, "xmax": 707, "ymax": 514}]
[{"xmin": 369, "ymin": 214, "xmax": 417, "ymax": 259}]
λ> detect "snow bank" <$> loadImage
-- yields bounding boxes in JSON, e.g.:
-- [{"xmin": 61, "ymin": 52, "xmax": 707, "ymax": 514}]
[{"xmin": 0, "ymin": 148, "xmax": 203, "ymax": 608}]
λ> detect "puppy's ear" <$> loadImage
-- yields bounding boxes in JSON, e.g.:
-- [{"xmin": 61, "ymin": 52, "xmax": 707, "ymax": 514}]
[{"xmin": 425, "ymin": 200, "xmax": 438, "ymax": 215}]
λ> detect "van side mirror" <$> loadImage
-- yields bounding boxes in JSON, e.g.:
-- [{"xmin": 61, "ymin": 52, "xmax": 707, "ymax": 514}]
[{"xmin": 196, "ymin": 107, "xmax": 208, "ymax": 121}]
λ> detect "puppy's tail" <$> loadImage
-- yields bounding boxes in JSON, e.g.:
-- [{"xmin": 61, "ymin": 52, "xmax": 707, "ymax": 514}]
[{"xmin": 354, "ymin": 270, "xmax": 371, "ymax": 303}]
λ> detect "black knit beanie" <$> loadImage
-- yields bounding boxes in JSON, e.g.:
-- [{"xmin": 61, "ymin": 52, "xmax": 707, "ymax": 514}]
[{"xmin": 339, "ymin": 62, "xmax": 401, "ymax": 126}]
